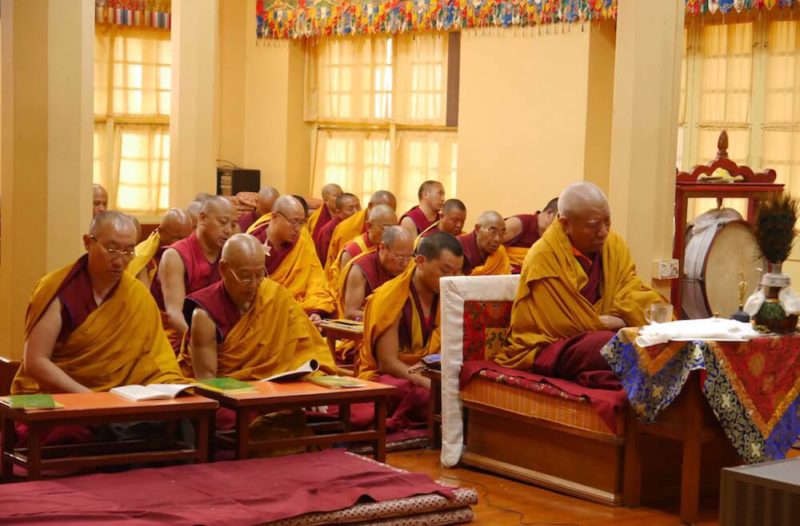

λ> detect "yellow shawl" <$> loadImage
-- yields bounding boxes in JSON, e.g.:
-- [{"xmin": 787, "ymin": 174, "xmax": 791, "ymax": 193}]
[
  {"xmin": 327, "ymin": 233, "xmax": 372, "ymax": 292},
  {"xmin": 13, "ymin": 260, "xmax": 185, "ymax": 394},
  {"xmin": 271, "ymin": 229, "xmax": 336, "ymax": 315},
  {"xmin": 246, "ymin": 212, "xmax": 273, "ymax": 234},
  {"xmin": 505, "ymin": 246, "xmax": 530, "ymax": 271},
  {"xmin": 496, "ymin": 219, "xmax": 666, "ymax": 370},
  {"xmin": 324, "ymin": 209, "xmax": 367, "ymax": 281},
  {"xmin": 336, "ymin": 247, "xmax": 377, "ymax": 315},
  {"xmin": 356, "ymin": 263, "xmax": 440, "ymax": 380},
  {"xmin": 470, "ymin": 245, "xmax": 511, "ymax": 276},
  {"xmin": 199, "ymin": 280, "xmax": 335, "ymax": 380},
  {"xmin": 127, "ymin": 230, "xmax": 161, "ymax": 277}
]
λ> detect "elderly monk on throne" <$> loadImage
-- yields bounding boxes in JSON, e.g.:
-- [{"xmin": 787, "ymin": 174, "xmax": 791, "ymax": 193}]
[
  {"xmin": 13, "ymin": 211, "xmax": 185, "ymax": 397},
  {"xmin": 496, "ymin": 183, "xmax": 665, "ymax": 388},
  {"xmin": 457, "ymin": 210, "xmax": 511, "ymax": 276},
  {"xmin": 182, "ymin": 234, "xmax": 335, "ymax": 380},
  {"xmin": 250, "ymin": 195, "xmax": 336, "ymax": 320},
  {"xmin": 157, "ymin": 196, "xmax": 236, "ymax": 352},
  {"xmin": 356, "ymin": 232, "xmax": 462, "ymax": 431},
  {"xmin": 323, "ymin": 190, "xmax": 398, "ymax": 282},
  {"xmin": 128, "ymin": 208, "xmax": 194, "ymax": 288}
]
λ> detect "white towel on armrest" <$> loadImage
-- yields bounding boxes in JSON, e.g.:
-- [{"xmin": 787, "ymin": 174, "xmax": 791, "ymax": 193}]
[{"xmin": 634, "ymin": 318, "xmax": 760, "ymax": 347}]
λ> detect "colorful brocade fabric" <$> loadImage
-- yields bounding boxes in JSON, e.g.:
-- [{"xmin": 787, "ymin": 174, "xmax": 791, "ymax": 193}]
[
  {"xmin": 462, "ymin": 300, "xmax": 513, "ymax": 362},
  {"xmin": 602, "ymin": 329, "xmax": 800, "ymax": 463}
]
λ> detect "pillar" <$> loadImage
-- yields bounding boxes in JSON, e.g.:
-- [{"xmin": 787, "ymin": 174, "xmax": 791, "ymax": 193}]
[
  {"xmin": 169, "ymin": 0, "xmax": 219, "ymax": 206},
  {"xmin": 0, "ymin": 0, "xmax": 94, "ymax": 359},
  {"xmin": 608, "ymin": 0, "xmax": 684, "ymax": 289}
]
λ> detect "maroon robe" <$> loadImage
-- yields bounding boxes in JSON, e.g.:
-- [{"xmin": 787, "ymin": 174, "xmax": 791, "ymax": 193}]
[
  {"xmin": 311, "ymin": 206, "xmax": 334, "ymax": 242},
  {"xmin": 237, "ymin": 210, "xmax": 258, "ymax": 233},
  {"xmin": 184, "ymin": 281, "xmax": 242, "ymax": 343},
  {"xmin": 315, "ymin": 216, "xmax": 342, "ymax": 264},
  {"xmin": 151, "ymin": 232, "xmax": 221, "ymax": 310},
  {"xmin": 400, "ymin": 206, "xmax": 436, "ymax": 235},
  {"xmin": 264, "ymin": 238, "xmax": 295, "ymax": 276},
  {"xmin": 350, "ymin": 250, "xmax": 394, "ymax": 299},
  {"xmin": 344, "ymin": 233, "xmax": 374, "ymax": 259},
  {"xmin": 398, "ymin": 281, "xmax": 438, "ymax": 353},
  {"xmin": 56, "ymin": 255, "xmax": 120, "ymax": 342},
  {"xmin": 532, "ymin": 250, "xmax": 618, "ymax": 390},
  {"xmin": 456, "ymin": 231, "xmax": 486, "ymax": 276},
  {"xmin": 503, "ymin": 213, "xmax": 541, "ymax": 274}
]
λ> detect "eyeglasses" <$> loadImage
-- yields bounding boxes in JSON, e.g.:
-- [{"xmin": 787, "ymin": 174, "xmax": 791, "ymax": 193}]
[
  {"xmin": 386, "ymin": 247, "xmax": 414, "ymax": 264},
  {"xmin": 229, "ymin": 267, "xmax": 266, "ymax": 286},
  {"xmin": 89, "ymin": 235, "xmax": 136, "ymax": 260},
  {"xmin": 273, "ymin": 210, "xmax": 307, "ymax": 229},
  {"xmin": 480, "ymin": 227, "xmax": 506, "ymax": 238}
]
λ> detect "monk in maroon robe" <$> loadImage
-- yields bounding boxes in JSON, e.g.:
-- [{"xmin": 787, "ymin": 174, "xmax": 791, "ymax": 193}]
[
  {"xmin": 400, "ymin": 180, "xmax": 445, "ymax": 237},
  {"xmin": 314, "ymin": 193, "xmax": 360, "ymax": 264},
  {"xmin": 502, "ymin": 197, "xmax": 559, "ymax": 273},
  {"xmin": 238, "ymin": 186, "xmax": 279, "ymax": 233}
]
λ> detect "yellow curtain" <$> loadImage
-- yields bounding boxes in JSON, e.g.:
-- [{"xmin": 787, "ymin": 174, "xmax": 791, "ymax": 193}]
[
  {"xmin": 307, "ymin": 34, "xmax": 456, "ymax": 213},
  {"xmin": 94, "ymin": 27, "xmax": 171, "ymax": 215}
]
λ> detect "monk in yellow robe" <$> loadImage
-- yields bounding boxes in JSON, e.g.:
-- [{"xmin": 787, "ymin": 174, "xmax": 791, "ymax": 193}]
[
  {"xmin": 183, "ymin": 234, "xmax": 335, "ymax": 380},
  {"xmin": 324, "ymin": 190, "xmax": 397, "ymax": 282},
  {"xmin": 251, "ymin": 195, "xmax": 336, "ymax": 320},
  {"xmin": 237, "ymin": 186, "xmax": 280, "ymax": 233},
  {"xmin": 157, "ymin": 196, "xmax": 236, "ymax": 351},
  {"xmin": 315, "ymin": 192, "xmax": 361, "ymax": 264},
  {"xmin": 128, "ymin": 208, "xmax": 194, "ymax": 288},
  {"xmin": 13, "ymin": 211, "xmax": 185, "ymax": 396},
  {"xmin": 457, "ymin": 210, "xmax": 511, "ymax": 276},
  {"xmin": 400, "ymin": 180, "xmax": 445, "ymax": 237},
  {"xmin": 308, "ymin": 183, "xmax": 342, "ymax": 245},
  {"xmin": 328, "ymin": 204, "xmax": 397, "ymax": 296},
  {"xmin": 356, "ymin": 232, "xmax": 463, "ymax": 431},
  {"xmin": 502, "ymin": 197, "xmax": 558, "ymax": 274},
  {"xmin": 497, "ymin": 183, "xmax": 665, "ymax": 388},
  {"xmin": 92, "ymin": 183, "xmax": 108, "ymax": 217},
  {"xmin": 416, "ymin": 198, "xmax": 467, "ymax": 242}
]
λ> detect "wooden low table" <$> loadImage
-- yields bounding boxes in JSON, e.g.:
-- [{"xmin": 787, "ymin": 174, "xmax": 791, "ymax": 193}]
[
  {"xmin": 318, "ymin": 320, "xmax": 364, "ymax": 376},
  {"xmin": 0, "ymin": 393, "xmax": 218, "ymax": 481},
  {"xmin": 195, "ymin": 380, "xmax": 396, "ymax": 462},
  {"xmin": 422, "ymin": 369, "xmax": 442, "ymax": 448}
]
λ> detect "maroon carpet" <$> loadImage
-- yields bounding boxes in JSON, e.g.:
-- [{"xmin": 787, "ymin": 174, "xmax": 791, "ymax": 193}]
[{"xmin": 0, "ymin": 449, "xmax": 456, "ymax": 525}]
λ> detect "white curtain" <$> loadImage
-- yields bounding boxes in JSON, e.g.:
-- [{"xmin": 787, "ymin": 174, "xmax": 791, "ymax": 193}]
[
  {"xmin": 94, "ymin": 27, "xmax": 170, "ymax": 215},
  {"xmin": 307, "ymin": 33, "xmax": 456, "ymax": 213}
]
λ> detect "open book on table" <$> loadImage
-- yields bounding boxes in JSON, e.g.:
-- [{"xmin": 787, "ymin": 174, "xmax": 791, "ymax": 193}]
[
  {"xmin": 260, "ymin": 360, "xmax": 320, "ymax": 383},
  {"xmin": 110, "ymin": 383, "xmax": 195, "ymax": 402}
]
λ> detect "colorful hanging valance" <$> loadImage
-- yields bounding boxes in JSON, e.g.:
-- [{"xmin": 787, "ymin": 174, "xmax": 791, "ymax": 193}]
[
  {"xmin": 95, "ymin": 0, "xmax": 171, "ymax": 30},
  {"xmin": 256, "ymin": 1, "xmax": 617, "ymax": 40},
  {"xmin": 686, "ymin": 0, "xmax": 799, "ymax": 16}
]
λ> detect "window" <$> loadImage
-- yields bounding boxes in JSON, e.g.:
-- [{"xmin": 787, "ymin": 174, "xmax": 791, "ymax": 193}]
[
  {"xmin": 306, "ymin": 34, "xmax": 457, "ymax": 213},
  {"xmin": 680, "ymin": 16, "xmax": 800, "ymax": 262},
  {"xmin": 94, "ymin": 27, "xmax": 171, "ymax": 216}
]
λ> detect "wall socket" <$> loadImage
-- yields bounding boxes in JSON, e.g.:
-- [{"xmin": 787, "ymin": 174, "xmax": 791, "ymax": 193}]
[{"xmin": 652, "ymin": 259, "xmax": 680, "ymax": 280}]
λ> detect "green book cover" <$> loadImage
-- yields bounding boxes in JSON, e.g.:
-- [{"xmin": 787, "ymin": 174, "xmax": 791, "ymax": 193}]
[
  {"xmin": 307, "ymin": 375, "xmax": 364, "ymax": 389},
  {"xmin": 8, "ymin": 394, "xmax": 56, "ymax": 409},
  {"xmin": 198, "ymin": 377, "xmax": 255, "ymax": 392}
]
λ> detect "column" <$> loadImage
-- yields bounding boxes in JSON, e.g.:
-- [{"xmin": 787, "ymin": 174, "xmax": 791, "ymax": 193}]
[
  {"xmin": 169, "ymin": 0, "xmax": 219, "ymax": 207},
  {"xmin": 608, "ymin": 0, "xmax": 684, "ymax": 289},
  {"xmin": 0, "ymin": 0, "xmax": 94, "ymax": 360}
]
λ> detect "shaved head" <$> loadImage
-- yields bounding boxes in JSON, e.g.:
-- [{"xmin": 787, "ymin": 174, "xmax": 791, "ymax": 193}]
[
  {"xmin": 93, "ymin": 184, "xmax": 109, "ymax": 217},
  {"xmin": 256, "ymin": 186, "xmax": 280, "ymax": 216},
  {"xmin": 558, "ymin": 182, "xmax": 608, "ymax": 219},
  {"xmin": 201, "ymin": 195, "xmax": 235, "ymax": 216},
  {"xmin": 368, "ymin": 204, "xmax": 396, "ymax": 224},
  {"xmin": 322, "ymin": 183, "xmax": 343, "ymax": 199},
  {"xmin": 222, "ymin": 233, "xmax": 265, "ymax": 267},
  {"xmin": 159, "ymin": 208, "xmax": 193, "ymax": 246},
  {"xmin": 382, "ymin": 225, "xmax": 414, "ymax": 249},
  {"xmin": 477, "ymin": 210, "xmax": 504, "ymax": 228},
  {"xmin": 194, "ymin": 192, "xmax": 213, "ymax": 203},
  {"xmin": 378, "ymin": 226, "xmax": 415, "ymax": 276},
  {"xmin": 90, "ymin": 210, "xmax": 136, "ymax": 237},
  {"xmin": 273, "ymin": 195, "xmax": 305, "ymax": 216},
  {"xmin": 186, "ymin": 201, "xmax": 202, "ymax": 229},
  {"xmin": 558, "ymin": 182, "xmax": 611, "ymax": 256},
  {"xmin": 369, "ymin": 190, "xmax": 397, "ymax": 211}
]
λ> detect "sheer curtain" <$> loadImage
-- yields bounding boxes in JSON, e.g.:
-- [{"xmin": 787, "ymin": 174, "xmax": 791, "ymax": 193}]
[
  {"xmin": 94, "ymin": 27, "xmax": 171, "ymax": 215},
  {"xmin": 307, "ymin": 33, "xmax": 456, "ymax": 213}
]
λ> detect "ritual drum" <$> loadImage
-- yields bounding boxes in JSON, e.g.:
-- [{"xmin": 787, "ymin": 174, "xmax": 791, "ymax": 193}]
[{"xmin": 682, "ymin": 208, "xmax": 765, "ymax": 319}]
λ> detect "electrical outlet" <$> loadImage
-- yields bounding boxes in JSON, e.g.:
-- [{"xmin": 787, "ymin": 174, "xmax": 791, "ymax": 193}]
[{"xmin": 652, "ymin": 259, "xmax": 680, "ymax": 280}]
